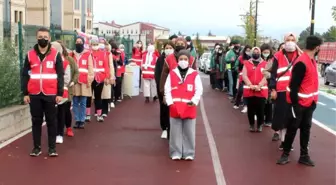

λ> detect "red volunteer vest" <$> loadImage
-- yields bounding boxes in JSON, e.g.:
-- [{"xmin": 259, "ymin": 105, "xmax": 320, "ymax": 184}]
[
  {"xmin": 286, "ymin": 52, "xmax": 319, "ymax": 107},
  {"xmin": 91, "ymin": 50, "xmax": 109, "ymax": 83},
  {"xmin": 62, "ymin": 57, "xmax": 69, "ymax": 98},
  {"xmin": 243, "ymin": 60, "xmax": 268, "ymax": 98},
  {"xmin": 165, "ymin": 53, "xmax": 195, "ymax": 72},
  {"xmin": 142, "ymin": 52, "xmax": 158, "ymax": 79},
  {"xmin": 71, "ymin": 51, "xmax": 91, "ymax": 84},
  {"xmin": 27, "ymin": 48, "xmax": 58, "ymax": 95},
  {"xmin": 131, "ymin": 48, "xmax": 142, "ymax": 66},
  {"xmin": 273, "ymin": 50, "xmax": 299, "ymax": 92},
  {"xmin": 169, "ymin": 69, "xmax": 198, "ymax": 119},
  {"xmin": 113, "ymin": 54, "xmax": 124, "ymax": 77},
  {"xmin": 238, "ymin": 56, "xmax": 244, "ymax": 83}
]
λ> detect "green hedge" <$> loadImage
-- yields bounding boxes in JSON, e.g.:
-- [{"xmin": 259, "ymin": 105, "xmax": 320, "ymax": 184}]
[{"xmin": 0, "ymin": 41, "xmax": 22, "ymax": 108}]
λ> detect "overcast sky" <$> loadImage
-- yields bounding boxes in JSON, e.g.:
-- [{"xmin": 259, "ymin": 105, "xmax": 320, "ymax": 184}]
[{"xmin": 93, "ymin": 0, "xmax": 335, "ymax": 40}]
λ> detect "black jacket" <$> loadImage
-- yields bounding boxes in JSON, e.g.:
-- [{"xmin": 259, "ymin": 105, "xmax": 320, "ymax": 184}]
[
  {"xmin": 155, "ymin": 53, "xmax": 166, "ymax": 85},
  {"xmin": 21, "ymin": 44, "xmax": 64, "ymax": 96}
]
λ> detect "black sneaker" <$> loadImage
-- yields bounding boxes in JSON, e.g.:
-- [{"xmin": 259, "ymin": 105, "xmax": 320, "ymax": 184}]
[
  {"xmin": 276, "ymin": 154, "xmax": 290, "ymax": 165},
  {"xmin": 272, "ymin": 133, "xmax": 280, "ymax": 141},
  {"xmin": 73, "ymin": 121, "xmax": 80, "ymax": 129},
  {"xmin": 145, "ymin": 97, "xmax": 150, "ymax": 103},
  {"xmin": 153, "ymin": 96, "xmax": 158, "ymax": 102},
  {"xmin": 30, "ymin": 147, "xmax": 42, "ymax": 157},
  {"xmin": 48, "ymin": 148, "xmax": 58, "ymax": 157},
  {"xmin": 78, "ymin": 122, "xmax": 85, "ymax": 129},
  {"xmin": 298, "ymin": 155, "xmax": 315, "ymax": 167}
]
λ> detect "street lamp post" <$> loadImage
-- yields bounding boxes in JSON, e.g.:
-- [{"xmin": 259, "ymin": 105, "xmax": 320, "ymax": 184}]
[{"xmin": 310, "ymin": 0, "xmax": 315, "ymax": 35}]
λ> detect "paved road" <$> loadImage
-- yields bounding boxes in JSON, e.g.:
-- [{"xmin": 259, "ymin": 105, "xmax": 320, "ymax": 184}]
[{"xmin": 0, "ymin": 75, "xmax": 335, "ymax": 185}]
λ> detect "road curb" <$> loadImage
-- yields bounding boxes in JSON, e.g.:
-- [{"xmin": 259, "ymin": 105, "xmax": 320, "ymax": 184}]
[{"xmin": 318, "ymin": 90, "xmax": 336, "ymax": 100}]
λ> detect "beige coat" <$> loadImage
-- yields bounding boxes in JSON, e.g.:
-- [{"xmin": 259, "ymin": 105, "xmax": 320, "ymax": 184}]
[
  {"xmin": 71, "ymin": 50, "xmax": 94, "ymax": 97},
  {"xmin": 100, "ymin": 53, "xmax": 115, "ymax": 99}
]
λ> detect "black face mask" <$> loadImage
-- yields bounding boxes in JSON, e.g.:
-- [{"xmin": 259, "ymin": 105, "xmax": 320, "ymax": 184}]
[
  {"xmin": 252, "ymin": 54, "xmax": 260, "ymax": 60},
  {"xmin": 175, "ymin": 45, "xmax": 185, "ymax": 52},
  {"xmin": 75, "ymin": 44, "xmax": 84, "ymax": 53},
  {"xmin": 234, "ymin": 45, "xmax": 240, "ymax": 50},
  {"xmin": 37, "ymin": 39, "xmax": 49, "ymax": 48}
]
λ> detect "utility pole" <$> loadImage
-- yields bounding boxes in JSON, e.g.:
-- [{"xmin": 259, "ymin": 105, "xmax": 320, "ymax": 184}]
[
  {"xmin": 310, "ymin": 0, "xmax": 315, "ymax": 35},
  {"xmin": 254, "ymin": 0, "xmax": 259, "ymax": 47}
]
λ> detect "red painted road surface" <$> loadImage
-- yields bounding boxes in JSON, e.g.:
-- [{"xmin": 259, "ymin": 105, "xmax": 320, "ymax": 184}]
[{"xmin": 0, "ymin": 76, "xmax": 335, "ymax": 185}]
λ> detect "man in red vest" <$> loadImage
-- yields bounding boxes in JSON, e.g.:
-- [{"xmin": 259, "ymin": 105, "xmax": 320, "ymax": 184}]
[
  {"xmin": 21, "ymin": 27, "xmax": 64, "ymax": 157},
  {"xmin": 277, "ymin": 35, "xmax": 322, "ymax": 167},
  {"xmin": 164, "ymin": 49, "xmax": 203, "ymax": 161}
]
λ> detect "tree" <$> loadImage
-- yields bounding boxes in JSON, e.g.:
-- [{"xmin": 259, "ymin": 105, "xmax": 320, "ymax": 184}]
[
  {"xmin": 195, "ymin": 33, "xmax": 206, "ymax": 56},
  {"xmin": 332, "ymin": 6, "xmax": 336, "ymax": 22},
  {"xmin": 322, "ymin": 26, "xmax": 336, "ymax": 42},
  {"xmin": 230, "ymin": 35, "xmax": 245, "ymax": 45},
  {"xmin": 240, "ymin": 0, "xmax": 257, "ymax": 46},
  {"xmin": 298, "ymin": 27, "xmax": 322, "ymax": 48}
]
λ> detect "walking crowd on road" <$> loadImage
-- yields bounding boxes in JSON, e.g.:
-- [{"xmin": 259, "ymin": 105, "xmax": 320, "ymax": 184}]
[{"xmin": 21, "ymin": 27, "xmax": 321, "ymax": 166}]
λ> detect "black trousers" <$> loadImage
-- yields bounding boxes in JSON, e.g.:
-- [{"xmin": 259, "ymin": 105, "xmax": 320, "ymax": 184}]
[
  {"xmin": 235, "ymin": 81, "xmax": 244, "ymax": 106},
  {"xmin": 283, "ymin": 103, "xmax": 316, "ymax": 156},
  {"xmin": 86, "ymin": 80, "xmax": 104, "ymax": 110},
  {"xmin": 246, "ymin": 96, "xmax": 266, "ymax": 127},
  {"xmin": 232, "ymin": 71, "xmax": 238, "ymax": 97},
  {"xmin": 264, "ymin": 101, "xmax": 273, "ymax": 123},
  {"xmin": 158, "ymin": 93, "xmax": 170, "ymax": 131},
  {"xmin": 29, "ymin": 95, "xmax": 57, "ymax": 149},
  {"xmin": 114, "ymin": 76, "xmax": 123, "ymax": 101},
  {"xmin": 57, "ymin": 101, "xmax": 72, "ymax": 136},
  {"xmin": 102, "ymin": 99, "xmax": 109, "ymax": 115}
]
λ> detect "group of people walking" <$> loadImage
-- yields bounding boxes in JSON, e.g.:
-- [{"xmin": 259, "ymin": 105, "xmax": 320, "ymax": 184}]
[{"xmin": 209, "ymin": 33, "xmax": 322, "ymax": 166}]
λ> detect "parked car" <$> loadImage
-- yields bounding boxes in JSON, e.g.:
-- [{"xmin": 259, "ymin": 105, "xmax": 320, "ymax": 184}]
[
  {"xmin": 324, "ymin": 61, "xmax": 336, "ymax": 86},
  {"xmin": 199, "ymin": 52, "xmax": 211, "ymax": 73}
]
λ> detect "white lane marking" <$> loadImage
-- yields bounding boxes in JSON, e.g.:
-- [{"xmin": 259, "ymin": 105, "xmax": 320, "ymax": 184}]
[
  {"xmin": 317, "ymin": 102, "xmax": 326, "ymax": 106},
  {"xmin": 200, "ymin": 97, "xmax": 227, "ymax": 185},
  {"xmin": 312, "ymin": 119, "xmax": 336, "ymax": 136},
  {"xmin": 0, "ymin": 122, "xmax": 46, "ymax": 149}
]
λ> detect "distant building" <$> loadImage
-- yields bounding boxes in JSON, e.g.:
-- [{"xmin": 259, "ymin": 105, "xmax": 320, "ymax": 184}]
[
  {"xmin": 93, "ymin": 21, "xmax": 121, "ymax": 36},
  {"xmin": 81, "ymin": 0, "xmax": 93, "ymax": 33}
]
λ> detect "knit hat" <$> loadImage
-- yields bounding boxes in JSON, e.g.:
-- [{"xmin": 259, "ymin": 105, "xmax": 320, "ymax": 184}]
[
  {"xmin": 90, "ymin": 37, "xmax": 99, "ymax": 45},
  {"xmin": 177, "ymin": 49, "xmax": 191, "ymax": 60},
  {"xmin": 50, "ymin": 41, "xmax": 63, "ymax": 55},
  {"xmin": 185, "ymin": 36, "xmax": 192, "ymax": 41}
]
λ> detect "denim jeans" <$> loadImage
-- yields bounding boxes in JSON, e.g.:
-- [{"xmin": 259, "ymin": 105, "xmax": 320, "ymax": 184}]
[
  {"xmin": 72, "ymin": 96, "xmax": 87, "ymax": 122},
  {"xmin": 227, "ymin": 70, "xmax": 233, "ymax": 96}
]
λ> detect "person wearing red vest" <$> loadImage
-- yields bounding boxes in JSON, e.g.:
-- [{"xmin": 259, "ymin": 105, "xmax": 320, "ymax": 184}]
[
  {"xmin": 21, "ymin": 27, "xmax": 64, "ymax": 157},
  {"xmin": 269, "ymin": 33, "xmax": 302, "ymax": 149},
  {"xmin": 51, "ymin": 41, "xmax": 72, "ymax": 144},
  {"xmin": 233, "ymin": 45, "xmax": 251, "ymax": 113},
  {"xmin": 242, "ymin": 47, "xmax": 268, "ymax": 132},
  {"xmin": 164, "ymin": 50, "xmax": 203, "ymax": 161},
  {"xmin": 70, "ymin": 36, "xmax": 94, "ymax": 129},
  {"xmin": 131, "ymin": 41, "xmax": 143, "ymax": 90},
  {"xmin": 142, "ymin": 44, "xmax": 158, "ymax": 103},
  {"xmin": 85, "ymin": 38, "xmax": 110, "ymax": 122},
  {"xmin": 277, "ymin": 36, "xmax": 322, "ymax": 167},
  {"xmin": 159, "ymin": 37, "xmax": 197, "ymax": 98}
]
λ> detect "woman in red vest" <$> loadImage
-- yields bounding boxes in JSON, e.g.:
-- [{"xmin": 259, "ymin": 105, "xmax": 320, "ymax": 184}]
[
  {"xmin": 164, "ymin": 50, "xmax": 203, "ymax": 161},
  {"xmin": 131, "ymin": 41, "xmax": 143, "ymax": 90},
  {"xmin": 70, "ymin": 36, "xmax": 94, "ymax": 129},
  {"xmin": 242, "ymin": 47, "xmax": 268, "ymax": 132},
  {"xmin": 51, "ymin": 41, "xmax": 72, "ymax": 144},
  {"xmin": 142, "ymin": 44, "xmax": 158, "ymax": 103},
  {"xmin": 269, "ymin": 33, "xmax": 302, "ymax": 150},
  {"xmin": 85, "ymin": 38, "xmax": 110, "ymax": 122}
]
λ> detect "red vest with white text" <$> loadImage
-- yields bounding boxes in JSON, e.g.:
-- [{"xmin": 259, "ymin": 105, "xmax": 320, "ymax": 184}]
[
  {"xmin": 286, "ymin": 52, "xmax": 319, "ymax": 107},
  {"xmin": 131, "ymin": 48, "xmax": 142, "ymax": 66},
  {"xmin": 141, "ymin": 52, "xmax": 158, "ymax": 79},
  {"xmin": 165, "ymin": 53, "xmax": 195, "ymax": 72},
  {"xmin": 273, "ymin": 50, "xmax": 299, "ymax": 92},
  {"xmin": 91, "ymin": 50, "xmax": 109, "ymax": 83},
  {"xmin": 62, "ymin": 57, "xmax": 69, "ymax": 98},
  {"xmin": 71, "ymin": 51, "xmax": 91, "ymax": 84},
  {"xmin": 243, "ymin": 60, "xmax": 268, "ymax": 98},
  {"xmin": 169, "ymin": 69, "xmax": 198, "ymax": 119},
  {"xmin": 113, "ymin": 53, "xmax": 124, "ymax": 77},
  {"xmin": 27, "ymin": 48, "xmax": 58, "ymax": 95}
]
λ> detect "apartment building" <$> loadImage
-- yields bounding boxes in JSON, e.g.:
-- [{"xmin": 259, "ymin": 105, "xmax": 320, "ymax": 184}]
[
  {"xmin": 63, "ymin": 0, "xmax": 81, "ymax": 31},
  {"xmin": 26, "ymin": 0, "xmax": 50, "ymax": 27},
  {"xmin": 50, "ymin": 0, "xmax": 63, "ymax": 29},
  {"xmin": 93, "ymin": 21, "xmax": 121, "ymax": 36},
  {"xmin": 81, "ymin": 0, "xmax": 93, "ymax": 33}
]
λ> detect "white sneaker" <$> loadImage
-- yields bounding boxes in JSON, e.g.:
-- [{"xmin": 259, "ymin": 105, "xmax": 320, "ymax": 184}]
[
  {"xmin": 171, "ymin": 156, "xmax": 181, "ymax": 160},
  {"xmin": 56, "ymin": 136, "xmax": 63, "ymax": 144},
  {"xmin": 241, "ymin": 106, "xmax": 247, "ymax": 113},
  {"xmin": 161, "ymin": 130, "xmax": 168, "ymax": 139},
  {"xmin": 108, "ymin": 106, "xmax": 111, "ymax": 112},
  {"xmin": 110, "ymin": 103, "xmax": 115, "ymax": 108},
  {"xmin": 233, "ymin": 105, "xmax": 239, "ymax": 109},
  {"xmin": 94, "ymin": 113, "xmax": 98, "ymax": 117},
  {"xmin": 102, "ymin": 114, "xmax": 107, "ymax": 118},
  {"xmin": 184, "ymin": 156, "xmax": 194, "ymax": 161}
]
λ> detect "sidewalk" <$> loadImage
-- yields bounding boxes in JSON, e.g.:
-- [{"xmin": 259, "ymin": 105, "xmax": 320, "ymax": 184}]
[{"xmin": 0, "ymin": 77, "xmax": 335, "ymax": 185}]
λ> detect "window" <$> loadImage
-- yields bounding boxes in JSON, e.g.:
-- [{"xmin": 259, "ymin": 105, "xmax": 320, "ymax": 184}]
[
  {"xmin": 86, "ymin": 20, "xmax": 91, "ymax": 29},
  {"xmin": 19, "ymin": 11, "xmax": 23, "ymax": 23},
  {"xmin": 136, "ymin": 30, "xmax": 138, "ymax": 34},
  {"xmin": 74, "ymin": 18, "xmax": 80, "ymax": 29},
  {"xmin": 74, "ymin": 0, "xmax": 80, "ymax": 10},
  {"xmin": 14, "ymin": 10, "xmax": 18, "ymax": 23}
]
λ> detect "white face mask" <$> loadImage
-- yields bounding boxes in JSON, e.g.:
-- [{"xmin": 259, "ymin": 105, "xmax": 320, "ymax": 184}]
[
  {"xmin": 165, "ymin": 49, "xmax": 174, "ymax": 55},
  {"xmin": 215, "ymin": 48, "xmax": 219, "ymax": 52},
  {"xmin": 91, "ymin": 45, "xmax": 99, "ymax": 50},
  {"xmin": 178, "ymin": 59, "xmax": 189, "ymax": 69},
  {"xmin": 147, "ymin": 45, "xmax": 155, "ymax": 53},
  {"xmin": 120, "ymin": 49, "xmax": 124, "ymax": 52},
  {"xmin": 187, "ymin": 41, "xmax": 191, "ymax": 45},
  {"xmin": 284, "ymin": 41, "xmax": 296, "ymax": 52},
  {"xmin": 218, "ymin": 50, "xmax": 223, "ymax": 54},
  {"xmin": 99, "ymin": 44, "xmax": 105, "ymax": 49},
  {"xmin": 245, "ymin": 51, "xmax": 252, "ymax": 56}
]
